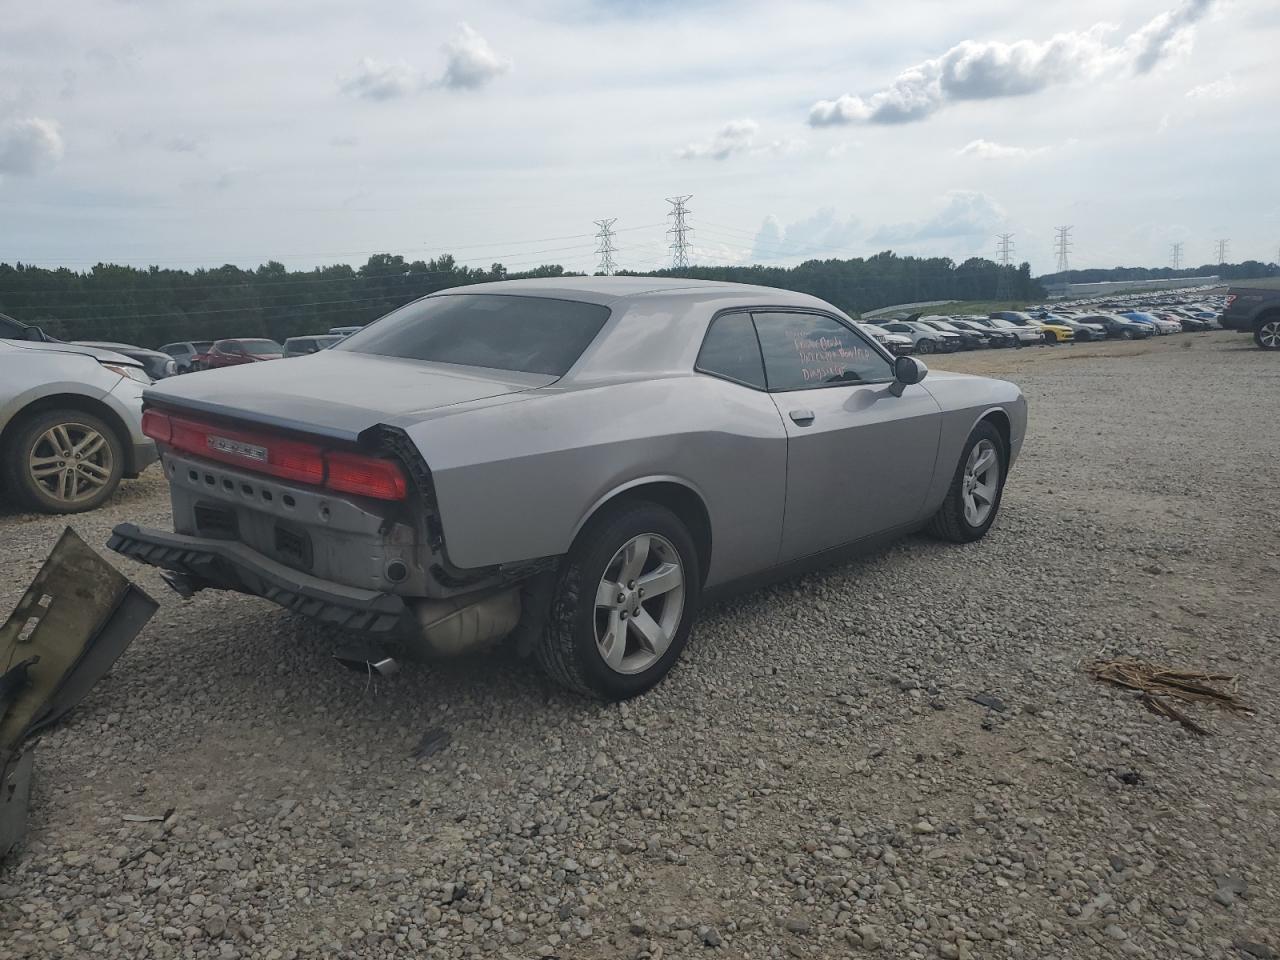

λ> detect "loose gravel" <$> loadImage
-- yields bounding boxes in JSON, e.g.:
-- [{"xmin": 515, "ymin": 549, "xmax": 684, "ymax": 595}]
[{"xmin": 2, "ymin": 331, "xmax": 1277, "ymax": 959}]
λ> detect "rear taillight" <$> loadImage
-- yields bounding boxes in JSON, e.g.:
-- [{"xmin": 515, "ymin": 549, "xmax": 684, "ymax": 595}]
[
  {"xmin": 143, "ymin": 409, "xmax": 406, "ymax": 500},
  {"xmin": 1225, "ymin": 294, "xmax": 1236, "ymax": 307},
  {"xmin": 325, "ymin": 451, "xmax": 408, "ymax": 501},
  {"xmin": 141, "ymin": 409, "xmax": 172, "ymax": 443}
]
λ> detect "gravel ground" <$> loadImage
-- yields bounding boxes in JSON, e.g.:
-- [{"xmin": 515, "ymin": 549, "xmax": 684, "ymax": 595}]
[{"xmin": 2, "ymin": 330, "xmax": 1277, "ymax": 960}]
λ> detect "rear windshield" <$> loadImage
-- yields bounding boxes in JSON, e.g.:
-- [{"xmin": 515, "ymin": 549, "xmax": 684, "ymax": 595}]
[{"xmin": 337, "ymin": 294, "xmax": 610, "ymax": 376}]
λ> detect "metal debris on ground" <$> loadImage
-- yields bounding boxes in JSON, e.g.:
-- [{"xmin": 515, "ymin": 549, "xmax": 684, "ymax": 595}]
[
  {"xmin": 410, "ymin": 727, "xmax": 451, "ymax": 759},
  {"xmin": 0, "ymin": 528, "xmax": 158, "ymax": 861},
  {"xmin": 1085, "ymin": 658, "xmax": 1253, "ymax": 735},
  {"xmin": 967, "ymin": 693, "xmax": 1008, "ymax": 713}
]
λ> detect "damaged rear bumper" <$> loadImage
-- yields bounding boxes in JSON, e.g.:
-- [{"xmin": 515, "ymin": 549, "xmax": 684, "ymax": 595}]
[{"xmin": 108, "ymin": 523, "xmax": 408, "ymax": 634}]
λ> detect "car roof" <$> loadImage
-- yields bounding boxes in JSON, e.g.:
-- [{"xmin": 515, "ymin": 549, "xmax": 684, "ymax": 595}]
[{"xmin": 428, "ymin": 276, "xmax": 834, "ymax": 310}]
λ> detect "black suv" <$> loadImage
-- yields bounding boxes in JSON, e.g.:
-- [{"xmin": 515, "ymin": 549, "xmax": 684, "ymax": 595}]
[{"xmin": 1221, "ymin": 281, "xmax": 1280, "ymax": 350}]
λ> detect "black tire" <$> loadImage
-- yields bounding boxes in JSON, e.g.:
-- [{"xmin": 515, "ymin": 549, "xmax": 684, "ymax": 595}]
[
  {"xmin": 925, "ymin": 421, "xmax": 1007, "ymax": 544},
  {"xmin": 1, "ymin": 407, "xmax": 125, "ymax": 514},
  {"xmin": 1121, "ymin": 329, "xmax": 1134, "ymax": 340},
  {"xmin": 1254, "ymin": 319, "xmax": 1280, "ymax": 350},
  {"xmin": 537, "ymin": 501, "xmax": 701, "ymax": 700},
  {"xmin": 917, "ymin": 339, "xmax": 935, "ymax": 355}
]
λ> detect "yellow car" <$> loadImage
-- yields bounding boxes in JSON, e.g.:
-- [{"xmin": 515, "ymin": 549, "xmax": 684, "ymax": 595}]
[{"xmin": 1037, "ymin": 320, "xmax": 1075, "ymax": 343}]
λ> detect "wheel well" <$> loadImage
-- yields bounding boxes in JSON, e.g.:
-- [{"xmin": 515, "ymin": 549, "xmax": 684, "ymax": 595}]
[
  {"xmin": 594, "ymin": 482, "xmax": 712, "ymax": 586},
  {"xmin": 979, "ymin": 409, "xmax": 1011, "ymax": 455},
  {"xmin": 0, "ymin": 393, "xmax": 136, "ymax": 474},
  {"xmin": 1256, "ymin": 309, "xmax": 1280, "ymax": 328}
]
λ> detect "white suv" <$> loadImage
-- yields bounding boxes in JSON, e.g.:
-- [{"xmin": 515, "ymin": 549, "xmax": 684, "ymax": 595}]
[{"xmin": 1, "ymin": 336, "xmax": 158, "ymax": 513}]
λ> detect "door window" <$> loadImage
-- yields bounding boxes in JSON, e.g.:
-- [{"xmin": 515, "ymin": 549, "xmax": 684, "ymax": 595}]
[
  {"xmin": 696, "ymin": 312, "xmax": 766, "ymax": 388},
  {"xmin": 753, "ymin": 312, "xmax": 893, "ymax": 391}
]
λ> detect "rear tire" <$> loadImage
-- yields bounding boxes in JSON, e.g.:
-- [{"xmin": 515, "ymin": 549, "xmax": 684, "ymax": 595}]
[
  {"xmin": 1, "ymin": 408, "xmax": 125, "ymax": 514},
  {"xmin": 1255, "ymin": 319, "xmax": 1280, "ymax": 350},
  {"xmin": 917, "ymin": 339, "xmax": 935, "ymax": 355},
  {"xmin": 538, "ymin": 502, "xmax": 701, "ymax": 700},
  {"xmin": 926, "ymin": 421, "xmax": 1007, "ymax": 544}
]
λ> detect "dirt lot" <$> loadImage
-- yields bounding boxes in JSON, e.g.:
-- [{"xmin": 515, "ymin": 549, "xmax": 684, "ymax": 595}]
[{"xmin": 2, "ymin": 330, "xmax": 1278, "ymax": 959}]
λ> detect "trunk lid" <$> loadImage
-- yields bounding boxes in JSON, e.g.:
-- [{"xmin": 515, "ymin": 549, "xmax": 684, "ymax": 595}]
[{"xmin": 144, "ymin": 351, "xmax": 555, "ymax": 442}]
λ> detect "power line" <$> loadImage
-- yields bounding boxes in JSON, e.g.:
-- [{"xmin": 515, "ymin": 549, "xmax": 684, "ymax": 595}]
[
  {"xmin": 593, "ymin": 219, "xmax": 618, "ymax": 276},
  {"xmin": 1054, "ymin": 225, "xmax": 1072, "ymax": 274},
  {"xmin": 1170, "ymin": 242, "xmax": 1184, "ymax": 271},
  {"xmin": 666, "ymin": 196, "xmax": 693, "ymax": 269}
]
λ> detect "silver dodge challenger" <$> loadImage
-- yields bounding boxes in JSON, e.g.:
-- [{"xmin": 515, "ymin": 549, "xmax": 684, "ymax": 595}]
[{"xmin": 109, "ymin": 278, "xmax": 1026, "ymax": 699}]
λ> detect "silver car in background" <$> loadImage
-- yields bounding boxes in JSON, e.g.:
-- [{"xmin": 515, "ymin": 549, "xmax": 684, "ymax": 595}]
[
  {"xmin": 110, "ymin": 278, "xmax": 1026, "ymax": 699},
  {"xmin": 1, "ymin": 338, "xmax": 158, "ymax": 513}
]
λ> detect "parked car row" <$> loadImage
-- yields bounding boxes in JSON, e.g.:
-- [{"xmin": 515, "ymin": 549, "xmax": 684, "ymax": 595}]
[
  {"xmin": 862, "ymin": 287, "xmax": 1229, "ymax": 355},
  {"xmin": 159, "ymin": 327, "xmax": 358, "ymax": 372}
]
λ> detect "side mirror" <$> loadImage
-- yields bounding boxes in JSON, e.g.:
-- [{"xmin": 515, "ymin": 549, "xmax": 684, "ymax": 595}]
[{"xmin": 890, "ymin": 355, "xmax": 927, "ymax": 397}]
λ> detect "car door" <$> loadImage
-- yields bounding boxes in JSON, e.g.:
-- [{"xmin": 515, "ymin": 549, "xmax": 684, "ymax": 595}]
[{"xmin": 752, "ymin": 310, "xmax": 942, "ymax": 562}]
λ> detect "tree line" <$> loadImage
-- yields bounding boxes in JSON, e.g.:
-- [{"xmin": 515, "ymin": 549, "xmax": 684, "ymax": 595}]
[
  {"xmin": 1, "ymin": 251, "xmax": 1046, "ymax": 348},
  {"xmin": 1039, "ymin": 261, "xmax": 1278, "ymax": 286}
]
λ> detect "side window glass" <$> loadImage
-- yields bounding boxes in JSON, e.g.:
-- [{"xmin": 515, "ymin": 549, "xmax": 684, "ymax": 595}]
[
  {"xmin": 753, "ymin": 312, "xmax": 894, "ymax": 391},
  {"xmin": 696, "ymin": 312, "xmax": 766, "ymax": 389}
]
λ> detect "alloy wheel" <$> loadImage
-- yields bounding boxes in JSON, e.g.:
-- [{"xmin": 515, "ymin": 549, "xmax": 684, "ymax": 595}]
[
  {"xmin": 27, "ymin": 422, "xmax": 115, "ymax": 505},
  {"xmin": 594, "ymin": 533, "xmax": 686, "ymax": 675},
  {"xmin": 961, "ymin": 439, "xmax": 999, "ymax": 527},
  {"xmin": 1259, "ymin": 320, "xmax": 1280, "ymax": 349}
]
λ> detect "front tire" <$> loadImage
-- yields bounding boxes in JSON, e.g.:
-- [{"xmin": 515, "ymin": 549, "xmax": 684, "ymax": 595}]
[
  {"xmin": 2, "ymin": 408, "xmax": 125, "ymax": 513},
  {"xmin": 917, "ymin": 339, "xmax": 935, "ymax": 355},
  {"xmin": 926, "ymin": 422, "xmax": 1007, "ymax": 544},
  {"xmin": 538, "ymin": 502, "xmax": 701, "ymax": 700},
  {"xmin": 1255, "ymin": 319, "xmax": 1280, "ymax": 350}
]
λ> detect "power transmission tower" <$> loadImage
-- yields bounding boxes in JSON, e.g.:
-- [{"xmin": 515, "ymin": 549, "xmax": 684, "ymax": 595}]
[
  {"xmin": 666, "ymin": 195, "xmax": 693, "ymax": 269},
  {"xmin": 1170, "ymin": 242, "xmax": 1184, "ymax": 271},
  {"xmin": 593, "ymin": 218, "xmax": 618, "ymax": 276},
  {"xmin": 995, "ymin": 233, "xmax": 1015, "ymax": 300},
  {"xmin": 1054, "ymin": 225, "xmax": 1073, "ymax": 274},
  {"xmin": 1215, "ymin": 238, "xmax": 1229, "ymax": 265}
]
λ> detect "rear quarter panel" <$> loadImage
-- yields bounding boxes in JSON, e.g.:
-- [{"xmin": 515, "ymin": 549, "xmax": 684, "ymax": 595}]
[{"xmin": 402, "ymin": 374, "xmax": 790, "ymax": 586}]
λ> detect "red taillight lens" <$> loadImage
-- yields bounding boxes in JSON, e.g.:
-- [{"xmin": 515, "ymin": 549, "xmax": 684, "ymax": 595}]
[
  {"xmin": 141, "ymin": 409, "xmax": 172, "ymax": 443},
  {"xmin": 1225, "ymin": 294, "xmax": 1236, "ymax": 307},
  {"xmin": 167, "ymin": 416, "xmax": 326, "ymax": 486},
  {"xmin": 324, "ymin": 451, "xmax": 407, "ymax": 501},
  {"xmin": 152, "ymin": 411, "xmax": 407, "ymax": 500}
]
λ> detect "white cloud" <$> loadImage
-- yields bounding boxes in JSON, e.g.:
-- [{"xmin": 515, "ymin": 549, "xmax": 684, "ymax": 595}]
[
  {"xmin": 750, "ymin": 208, "xmax": 861, "ymax": 261},
  {"xmin": 338, "ymin": 58, "xmax": 422, "ymax": 101},
  {"xmin": 810, "ymin": 0, "xmax": 1217, "ymax": 126},
  {"xmin": 1186, "ymin": 74, "xmax": 1237, "ymax": 99},
  {"xmin": 438, "ymin": 23, "xmax": 511, "ymax": 90},
  {"xmin": 679, "ymin": 118, "xmax": 759, "ymax": 160},
  {"xmin": 868, "ymin": 191, "xmax": 1005, "ymax": 247},
  {"xmin": 956, "ymin": 139, "xmax": 1045, "ymax": 160},
  {"xmin": 1124, "ymin": 0, "xmax": 1214, "ymax": 73},
  {"xmin": 0, "ymin": 118, "xmax": 65, "ymax": 176}
]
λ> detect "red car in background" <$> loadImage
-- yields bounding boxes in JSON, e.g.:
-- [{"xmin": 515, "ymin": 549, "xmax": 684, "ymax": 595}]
[{"xmin": 203, "ymin": 339, "xmax": 284, "ymax": 369}]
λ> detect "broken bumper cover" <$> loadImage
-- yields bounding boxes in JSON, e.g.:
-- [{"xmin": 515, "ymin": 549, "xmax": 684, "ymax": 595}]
[{"xmin": 107, "ymin": 523, "xmax": 408, "ymax": 634}]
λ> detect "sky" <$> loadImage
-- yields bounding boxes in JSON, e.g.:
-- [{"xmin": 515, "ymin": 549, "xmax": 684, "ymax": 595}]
[{"xmin": 2, "ymin": 0, "xmax": 1277, "ymax": 276}]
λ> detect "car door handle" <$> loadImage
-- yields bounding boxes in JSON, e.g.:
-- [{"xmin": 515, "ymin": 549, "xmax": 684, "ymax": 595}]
[{"xmin": 789, "ymin": 409, "xmax": 815, "ymax": 426}]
